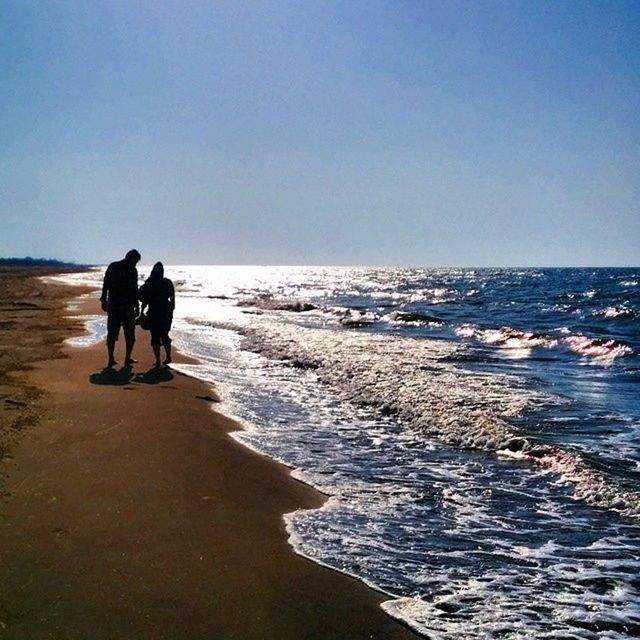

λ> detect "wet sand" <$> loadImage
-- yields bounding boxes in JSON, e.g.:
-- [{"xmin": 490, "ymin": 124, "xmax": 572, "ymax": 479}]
[{"xmin": 0, "ymin": 268, "xmax": 418, "ymax": 639}]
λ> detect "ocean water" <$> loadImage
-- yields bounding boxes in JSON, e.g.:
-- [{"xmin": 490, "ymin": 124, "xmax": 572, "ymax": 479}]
[{"xmin": 58, "ymin": 266, "xmax": 640, "ymax": 639}]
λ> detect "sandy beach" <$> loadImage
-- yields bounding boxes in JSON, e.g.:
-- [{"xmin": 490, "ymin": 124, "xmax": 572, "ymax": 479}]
[{"xmin": 0, "ymin": 267, "xmax": 418, "ymax": 640}]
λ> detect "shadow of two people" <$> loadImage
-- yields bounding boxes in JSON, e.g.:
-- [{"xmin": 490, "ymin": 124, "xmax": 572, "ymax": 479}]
[{"xmin": 89, "ymin": 366, "xmax": 174, "ymax": 386}]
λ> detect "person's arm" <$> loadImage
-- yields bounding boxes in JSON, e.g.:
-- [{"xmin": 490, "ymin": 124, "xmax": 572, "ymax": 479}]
[
  {"xmin": 133, "ymin": 268, "xmax": 140, "ymax": 317},
  {"xmin": 168, "ymin": 280, "xmax": 175, "ymax": 313},
  {"xmin": 138, "ymin": 280, "xmax": 148, "ymax": 316},
  {"xmin": 100, "ymin": 265, "xmax": 112, "ymax": 312}
]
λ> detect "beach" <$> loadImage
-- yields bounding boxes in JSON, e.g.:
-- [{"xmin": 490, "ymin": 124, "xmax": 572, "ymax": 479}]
[
  {"xmin": 4, "ymin": 1, "xmax": 638, "ymax": 636},
  {"xmin": 2, "ymin": 265, "xmax": 639, "ymax": 639},
  {"xmin": 0, "ymin": 267, "xmax": 418, "ymax": 639},
  {"xmin": 51, "ymin": 265, "xmax": 640, "ymax": 638}
]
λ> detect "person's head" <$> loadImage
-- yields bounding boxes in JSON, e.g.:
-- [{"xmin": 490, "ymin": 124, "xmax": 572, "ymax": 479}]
[
  {"xmin": 150, "ymin": 261, "xmax": 164, "ymax": 280},
  {"xmin": 124, "ymin": 249, "xmax": 141, "ymax": 266}
]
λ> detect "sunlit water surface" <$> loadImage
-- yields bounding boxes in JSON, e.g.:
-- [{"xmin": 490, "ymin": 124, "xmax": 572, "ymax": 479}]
[{"xmin": 58, "ymin": 266, "xmax": 640, "ymax": 639}]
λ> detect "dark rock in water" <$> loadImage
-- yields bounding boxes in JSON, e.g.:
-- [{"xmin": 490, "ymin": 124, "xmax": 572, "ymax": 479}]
[
  {"xmin": 237, "ymin": 297, "xmax": 316, "ymax": 313},
  {"xmin": 392, "ymin": 312, "xmax": 443, "ymax": 324},
  {"xmin": 237, "ymin": 295, "xmax": 272, "ymax": 308},
  {"xmin": 506, "ymin": 437, "xmax": 528, "ymax": 452},
  {"xmin": 434, "ymin": 601, "xmax": 460, "ymax": 614},
  {"xmin": 276, "ymin": 302, "xmax": 317, "ymax": 312},
  {"xmin": 207, "ymin": 295, "xmax": 230, "ymax": 300},
  {"xmin": 290, "ymin": 359, "xmax": 319, "ymax": 370},
  {"xmin": 474, "ymin": 435, "xmax": 488, "ymax": 448},
  {"xmin": 380, "ymin": 403, "xmax": 397, "ymax": 416},
  {"xmin": 611, "ymin": 498, "xmax": 628, "ymax": 510},
  {"xmin": 528, "ymin": 446, "xmax": 552, "ymax": 458},
  {"xmin": 340, "ymin": 318, "xmax": 375, "ymax": 328}
]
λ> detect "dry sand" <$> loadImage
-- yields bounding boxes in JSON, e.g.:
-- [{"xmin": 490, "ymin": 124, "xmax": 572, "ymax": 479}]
[{"xmin": 0, "ymin": 267, "xmax": 419, "ymax": 640}]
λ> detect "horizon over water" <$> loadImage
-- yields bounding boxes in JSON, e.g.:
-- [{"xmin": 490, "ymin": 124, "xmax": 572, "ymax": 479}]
[{"xmin": 57, "ymin": 265, "xmax": 640, "ymax": 639}]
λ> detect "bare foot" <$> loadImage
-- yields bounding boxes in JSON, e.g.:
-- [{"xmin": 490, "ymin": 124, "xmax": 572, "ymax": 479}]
[
  {"xmin": 108, "ymin": 360, "xmax": 117, "ymax": 368},
  {"xmin": 163, "ymin": 357, "xmax": 172, "ymax": 366},
  {"xmin": 124, "ymin": 358, "xmax": 138, "ymax": 365}
]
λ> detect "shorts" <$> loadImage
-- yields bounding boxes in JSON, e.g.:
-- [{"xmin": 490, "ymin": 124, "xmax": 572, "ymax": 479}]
[
  {"xmin": 107, "ymin": 305, "xmax": 137, "ymax": 343},
  {"xmin": 149, "ymin": 313, "xmax": 173, "ymax": 347}
]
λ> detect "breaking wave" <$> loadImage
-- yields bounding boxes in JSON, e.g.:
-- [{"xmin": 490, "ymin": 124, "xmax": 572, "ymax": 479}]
[
  {"xmin": 454, "ymin": 324, "xmax": 633, "ymax": 364},
  {"xmin": 200, "ymin": 319, "xmax": 640, "ymax": 519}
]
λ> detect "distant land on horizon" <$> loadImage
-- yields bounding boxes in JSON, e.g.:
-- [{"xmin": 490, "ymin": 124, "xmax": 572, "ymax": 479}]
[{"xmin": 0, "ymin": 257, "xmax": 91, "ymax": 268}]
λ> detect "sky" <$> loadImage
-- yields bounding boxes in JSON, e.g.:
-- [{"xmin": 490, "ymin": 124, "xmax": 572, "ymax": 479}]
[{"xmin": 1, "ymin": 0, "xmax": 638, "ymax": 267}]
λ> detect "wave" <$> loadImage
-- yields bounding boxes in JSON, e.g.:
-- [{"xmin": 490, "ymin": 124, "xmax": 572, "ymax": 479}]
[
  {"xmin": 405, "ymin": 287, "xmax": 457, "ymax": 304},
  {"xmin": 234, "ymin": 297, "xmax": 635, "ymax": 367},
  {"xmin": 594, "ymin": 306, "xmax": 638, "ymax": 320},
  {"xmin": 202, "ymin": 319, "xmax": 640, "ymax": 519},
  {"xmin": 455, "ymin": 324, "xmax": 633, "ymax": 364},
  {"xmin": 564, "ymin": 336, "xmax": 634, "ymax": 361}
]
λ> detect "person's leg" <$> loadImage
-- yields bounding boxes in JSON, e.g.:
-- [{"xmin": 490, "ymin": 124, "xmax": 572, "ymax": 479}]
[
  {"xmin": 150, "ymin": 325, "xmax": 161, "ymax": 367},
  {"xmin": 152, "ymin": 343, "xmax": 161, "ymax": 367},
  {"xmin": 163, "ymin": 317, "xmax": 172, "ymax": 365},
  {"xmin": 123, "ymin": 310, "xmax": 137, "ymax": 365},
  {"xmin": 107, "ymin": 340, "xmax": 116, "ymax": 367},
  {"xmin": 106, "ymin": 311, "xmax": 119, "ymax": 367}
]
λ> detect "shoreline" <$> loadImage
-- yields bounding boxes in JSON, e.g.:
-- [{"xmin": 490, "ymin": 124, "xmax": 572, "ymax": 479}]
[{"xmin": 0, "ymin": 268, "xmax": 419, "ymax": 639}]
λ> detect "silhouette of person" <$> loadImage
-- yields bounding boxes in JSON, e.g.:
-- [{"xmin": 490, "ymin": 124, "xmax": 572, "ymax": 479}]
[
  {"xmin": 138, "ymin": 262, "xmax": 175, "ymax": 367},
  {"xmin": 100, "ymin": 249, "xmax": 141, "ymax": 367}
]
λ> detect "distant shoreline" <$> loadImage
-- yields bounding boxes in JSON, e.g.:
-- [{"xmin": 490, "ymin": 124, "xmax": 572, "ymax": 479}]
[{"xmin": 0, "ymin": 257, "xmax": 92, "ymax": 268}]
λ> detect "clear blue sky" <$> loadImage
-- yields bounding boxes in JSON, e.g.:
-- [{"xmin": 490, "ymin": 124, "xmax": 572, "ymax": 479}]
[{"xmin": 1, "ymin": 0, "xmax": 638, "ymax": 266}]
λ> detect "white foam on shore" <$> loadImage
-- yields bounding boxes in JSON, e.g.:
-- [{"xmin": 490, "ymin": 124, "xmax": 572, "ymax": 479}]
[
  {"xmin": 64, "ymin": 315, "xmax": 105, "ymax": 347},
  {"xmin": 40, "ymin": 274, "xmax": 106, "ymax": 347},
  {"xmin": 169, "ymin": 315, "xmax": 640, "ymax": 639},
  {"xmin": 227, "ymin": 321, "xmax": 640, "ymax": 519}
]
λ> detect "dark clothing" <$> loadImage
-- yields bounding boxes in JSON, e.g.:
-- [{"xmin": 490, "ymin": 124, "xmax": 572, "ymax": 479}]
[
  {"xmin": 149, "ymin": 317, "xmax": 172, "ymax": 347},
  {"xmin": 139, "ymin": 277, "xmax": 175, "ymax": 347},
  {"xmin": 107, "ymin": 305, "xmax": 136, "ymax": 343},
  {"xmin": 102, "ymin": 260, "xmax": 139, "ymax": 343},
  {"xmin": 102, "ymin": 260, "xmax": 139, "ymax": 308}
]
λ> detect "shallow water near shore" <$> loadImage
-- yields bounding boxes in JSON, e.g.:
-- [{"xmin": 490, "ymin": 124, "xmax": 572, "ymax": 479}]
[{"xmin": 58, "ymin": 266, "xmax": 640, "ymax": 639}]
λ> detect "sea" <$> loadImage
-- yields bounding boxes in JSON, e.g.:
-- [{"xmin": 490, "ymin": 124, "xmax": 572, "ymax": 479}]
[{"xmin": 56, "ymin": 266, "xmax": 640, "ymax": 639}]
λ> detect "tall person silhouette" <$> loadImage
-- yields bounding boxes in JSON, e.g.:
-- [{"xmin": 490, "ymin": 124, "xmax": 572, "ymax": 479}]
[{"xmin": 100, "ymin": 249, "xmax": 141, "ymax": 367}]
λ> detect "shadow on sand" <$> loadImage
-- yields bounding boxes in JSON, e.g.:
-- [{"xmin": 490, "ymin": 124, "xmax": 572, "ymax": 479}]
[
  {"xmin": 90, "ymin": 366, "xmax": 135, "ymax": 386},
  {"xmin": 133, "ymin": 367, "xmax": 174, "ymax": 385},
  {"xmin": 89, "ymin": 366, "xmax": 174, "ymax": 386}
]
